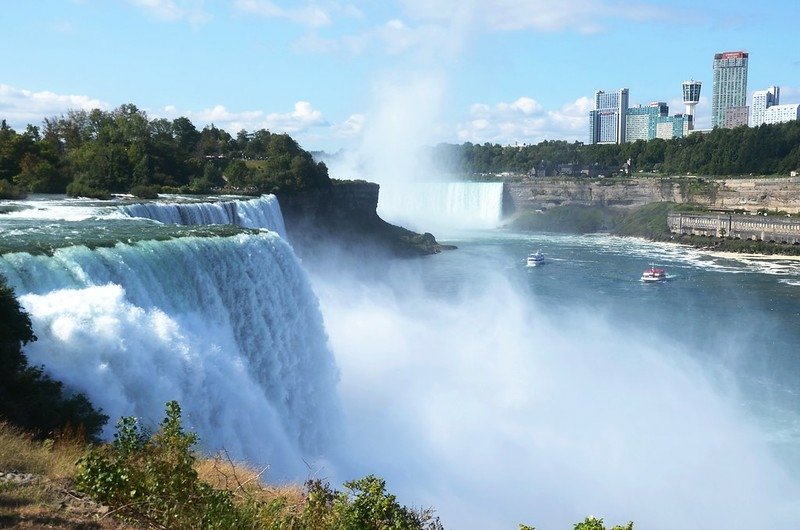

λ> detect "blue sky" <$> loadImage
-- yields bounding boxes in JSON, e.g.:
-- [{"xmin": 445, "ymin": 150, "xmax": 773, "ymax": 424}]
[{"xmin": 1, "ymin": 0, "xmax": 799, "ymax": 152}]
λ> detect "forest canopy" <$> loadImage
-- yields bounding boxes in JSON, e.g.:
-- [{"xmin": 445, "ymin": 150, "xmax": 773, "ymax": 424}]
[
  {"xmin": 427, "ymin": 121, "xmax": 800, "ymax": 177},
  {"xmin": 0, "ymin": 104, "xmax": 330, "ymax": 199}
]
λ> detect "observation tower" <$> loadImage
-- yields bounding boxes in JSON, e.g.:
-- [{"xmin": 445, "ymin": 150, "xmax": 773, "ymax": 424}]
[{"xmin": 682, "ymin": 80, "xmax": 702, "ymax": 117}]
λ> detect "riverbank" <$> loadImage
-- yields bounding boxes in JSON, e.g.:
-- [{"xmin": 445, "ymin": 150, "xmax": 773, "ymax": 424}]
[
  {"xmin": 504, "ymin": 175, "xmax": 800, "ymax": 215},
  {"xmin": 506, "ymin": 201, "xmax": 800, "ymax": 257}
]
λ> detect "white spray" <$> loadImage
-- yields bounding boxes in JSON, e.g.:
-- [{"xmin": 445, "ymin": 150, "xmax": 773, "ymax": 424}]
[{"xmin": 1, "ymin": 232, "xmax": 339, "ymax": 478}]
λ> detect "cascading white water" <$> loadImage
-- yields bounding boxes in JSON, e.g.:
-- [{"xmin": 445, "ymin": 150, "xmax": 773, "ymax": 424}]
[
  {"xmin": 0, "ymin": 232, "xmax": 338, "ymax": 476},
  {"xmin": 377, "ymin": 182, "xmax": 504, "ymax": 232},
  {"xmin": 121, "ymin": 195, "xmax": 287, "ymax": 238}
]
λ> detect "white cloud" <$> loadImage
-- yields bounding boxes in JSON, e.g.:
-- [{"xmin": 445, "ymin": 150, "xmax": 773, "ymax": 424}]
[
  {"xmin": 127, "ymin": 0, "xmax": 212, "ymax": 26},
  {"xmin": 0, "ymin": 84, "xmax": 110, "ymax": 129},
  {"xmin": 456, "ymin": 96, "xmax": 592, "ymax": 144},
  {"xmin": 157, "ymin": 101, "xmax": 329, "ymax": 136},
  {"xmin": 265, "ymin": 101, "xmax": 328, "ymax": 132},
  {"xmin": 294, "ymin": 17, "xmax": 457, "ymax": 58},
  {"xmin": 333, "ymin": 114, "xmax": 366, "ymax": 137},
  {"xmin": 234, "ymin": 0, "xmax": 331, "ymax": 28},
  {"xmin": 399, "ymin": 0, "xmax": 672, "ymax": 34}
]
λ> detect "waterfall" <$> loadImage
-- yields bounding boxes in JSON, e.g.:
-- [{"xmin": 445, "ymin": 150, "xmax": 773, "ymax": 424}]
[
  {"xmin": 0, "ymin": 232, "xmax": 338, "ymax": 476},
  {"xmin": 121, "ymin": 195, "xmax": 287, "ymax": 237},
  {"xmin": 377, "ymin": 182, "xmax": 504, "ymax": 232}
]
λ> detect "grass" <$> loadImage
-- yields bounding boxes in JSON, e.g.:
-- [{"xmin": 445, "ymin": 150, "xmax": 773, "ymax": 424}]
[
  {"xmin": 0, "ymin": 422, "xmax": 137, "ymax": 529},
  {"xmin": 0, "ymin": 423, "xmax": 309, "ymax": 529},
  {"xmin": 196, "ymin": 451, "xmax": 306, "ymax": 505},
  {"xmin": 0, "ymin": 422, "xmax": 88, "ymax": 479}
]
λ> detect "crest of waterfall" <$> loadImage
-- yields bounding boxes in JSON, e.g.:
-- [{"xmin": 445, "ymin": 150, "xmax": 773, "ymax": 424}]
[
  {"xmin": 377, "ymin": 182, "xmax": 504, "ymax": 232},
  {"xmin": 121, "ymin": 195, "xmax": 287, "ymax": 238},
  {"xmin": 0, "ymin": 232, "xmax": 338, "ymax": 476}
]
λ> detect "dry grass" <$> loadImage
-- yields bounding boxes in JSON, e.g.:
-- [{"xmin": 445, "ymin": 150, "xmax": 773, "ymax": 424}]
[
  {"xmin": 0, "ymin": 422, "xmax": 89, "ymax": 479},
  {"xmin": 0, "ymin": 422, "xmax": 137, "ymax": 529},
  {"xmin": 0, "ymin": 424, "xmax": 313, "ymax": 528},
  {"xmin": 196, "ymin": 451, "xmax": 305, "ymax": 504}
]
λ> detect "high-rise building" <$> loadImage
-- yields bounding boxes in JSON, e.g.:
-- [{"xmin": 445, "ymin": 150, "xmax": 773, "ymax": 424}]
[
  {"xmin": 625, "ymin": 101, "xmax": 690, "ymax": 142},
  {"xmin": 764, "ymin": 104, "xmax": 800, "ymax": 125},
  {"xmin": 751, "ymin": 86, "xmax": 780, "ymax": 126},
  {"xmin": 657, "ymin": 114, "xmax": 692, "ymax": 139},
  {"xmin": 589, "ymin": 88, "xmax": 628, "ymax": 144},
  {"xmin": 711, "ymin": 51, "xmax": 749, "ymax": 129},
  {"xmin": 626, "ymin": 102, "xmax": 668, "ymax": 142},
  {"xmin": 724, "ymin": 106, "xmax": 749, "ymax": 128}
]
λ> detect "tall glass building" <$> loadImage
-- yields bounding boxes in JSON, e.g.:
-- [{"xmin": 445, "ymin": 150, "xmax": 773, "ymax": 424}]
[
  {"xmin": 626, "ymin": 102, "xmax": 668, "ymax": 142},
  {"xmin": 589, "ymin": 88, "xmax": 628, "ymax": 144},
  {"xmin": 711, "ymin": 51, "xmax": 749, "ymax": 129}
]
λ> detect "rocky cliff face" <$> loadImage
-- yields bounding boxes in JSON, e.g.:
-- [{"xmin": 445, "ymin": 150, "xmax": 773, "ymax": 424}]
[
  {"xmin": 277, "ymin": 180, "xmax": 451, "ymax": 258},
  {"xmin": 505, "ymin": 177, "xmax": 800, "ymax": 215}
]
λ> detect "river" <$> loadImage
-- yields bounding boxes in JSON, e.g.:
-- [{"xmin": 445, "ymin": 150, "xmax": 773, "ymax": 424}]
[{"xmin": 2, "ymin": 193, "xmax": 799, "ymax": 529}]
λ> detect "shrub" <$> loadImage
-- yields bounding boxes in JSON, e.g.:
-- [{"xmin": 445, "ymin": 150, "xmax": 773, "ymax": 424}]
[
  {"xmin": 75, "ymin": 401, "xmax": 245, "ymax": 529},
  {"xmin": 0, "ymin": 179, "xmax": 27, "ymax": 199},
  {"xmin": 302, "ymin": 476, "xmax": 443, "ymax": 530},
  {"xmin": 76, "ymin": 401, "xmax": 444, "ymax": 529},
  {"xmin": 130, "ymin": 184, "xmax": 159, "ymax": 199},
  {"xmin": 66, "ymin": 180, "xmax": 111, "ymax": 199}
]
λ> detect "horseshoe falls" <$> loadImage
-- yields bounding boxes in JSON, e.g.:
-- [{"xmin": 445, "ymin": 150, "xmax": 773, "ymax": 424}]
[
  {"xmin": 377, "ymin": 181, "xmax": 504, "ymax": 232},
  {"xmin": 0, "ymin": 208, "xmax": 337, "ymax": 477}
]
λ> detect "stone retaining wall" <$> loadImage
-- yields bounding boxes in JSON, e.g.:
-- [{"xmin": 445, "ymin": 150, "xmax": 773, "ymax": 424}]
[{"xmin": 667, "ymin": 212, "xmax": 800, "ymax": 243}]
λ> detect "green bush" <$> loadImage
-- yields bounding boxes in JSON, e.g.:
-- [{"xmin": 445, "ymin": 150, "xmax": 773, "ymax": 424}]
[
  {"xmin": 65, "ymin": 180, "xmax": 111, "ymax": 199},
  {"xmin": 519, "ymin": 517, "xmax": 633, "ymax": 530},
  {"xmin": 0, "ymin": 179, "xmax": 27, "ymax": 199},
  {"xmin": 302, "ymin": 476, "xmax": 443, "ymax": 530},
  {"xmin": 76, "ymin": 401, "xmax": 444, "ymax": 529},
  {"xmin": 130, "ymin": 184, "xmax": 160, "ymax": 199},
  {"xmin": 76, "ymin": 401, "xmax": 245, "ymax": 529}
]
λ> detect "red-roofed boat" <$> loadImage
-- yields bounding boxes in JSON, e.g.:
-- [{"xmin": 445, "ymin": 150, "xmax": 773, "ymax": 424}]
[{"xmin": 641, "ymin": 264, "xmax": 667, "ymax": 282}]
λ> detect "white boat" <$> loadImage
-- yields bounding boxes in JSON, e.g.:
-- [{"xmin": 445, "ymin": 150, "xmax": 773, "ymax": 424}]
[
  {"xmin": 641, "ymin": 264, "xmax": 667, "ymax": 282},
  {"xmin": 526, "ymin": 251, "xmax": 545, "ymax": 267}
]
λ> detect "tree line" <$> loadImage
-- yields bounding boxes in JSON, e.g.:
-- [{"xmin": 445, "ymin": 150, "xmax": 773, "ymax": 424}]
[
  {"xmin": 0, "ymin": 104, "xmax": 330, "ymax": 199},
  {"xmin": 427, "ymin": 120, "xmax": 800, "ymax": 177}
]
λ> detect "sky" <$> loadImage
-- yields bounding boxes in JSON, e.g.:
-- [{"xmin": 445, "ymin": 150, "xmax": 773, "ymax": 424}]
[{"xmin": 2, "ymin": 0, "xmax": 800, "ymax": 153}]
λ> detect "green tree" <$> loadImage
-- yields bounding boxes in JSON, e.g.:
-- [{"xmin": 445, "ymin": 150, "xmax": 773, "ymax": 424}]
[{"xmin": 0, "ymin": 275, "xmax": 107, "ymax": 440}]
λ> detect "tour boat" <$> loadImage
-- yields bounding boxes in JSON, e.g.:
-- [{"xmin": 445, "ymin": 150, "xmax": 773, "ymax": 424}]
[
  {"xmin": 527, "ymin": 251, "xmax": 545, "ymax": 267},
  {"xmin": 640, "ymin": 264, "xmax": 667, "ymax": 282}
]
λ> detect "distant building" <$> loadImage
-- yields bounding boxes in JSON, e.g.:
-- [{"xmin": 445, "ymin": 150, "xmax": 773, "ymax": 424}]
[
  {"xmin": 626, "ymin": 102, "xmax": 667, "ymax": 142},
  {"xmin": 764, "ymin": 104, "xmax": 800, "ymax": 125},
  {"xmin": 589, "ymin": 88, "xmax": 629, "ymax": 144},
  {"xmin": 751, "ymin": 86, "xmax": 780, "ymax": 126},
  {"xmin": 656, "ymin": 114, "xmax": 692, "ymax": 139},
  {"xmin": 724, "ymin": 106, "xmax": 749, "ymax": 128},
  {"xmin": 712, "ymin": 51, "xmax": 749, "ymax": 129},
  {"xmin": 682, "ymin": 80, "xmax": 702, "ymax": 128},
  {"xmin": 625, "ymin": 102, "xmax": 690, "ymax": 141}
]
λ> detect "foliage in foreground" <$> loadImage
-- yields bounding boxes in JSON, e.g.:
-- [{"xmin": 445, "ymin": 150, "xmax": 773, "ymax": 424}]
[
  {"xmin": 520, "ymin": 516, "xmax": 633, "ymax": 530},
  {"xmin": 75, "ymin": 401, "xmax": 443, "ymax": 530},
  {"xmin": 0, "ymin": 275, "xmax": 107, "ymax": 441}
]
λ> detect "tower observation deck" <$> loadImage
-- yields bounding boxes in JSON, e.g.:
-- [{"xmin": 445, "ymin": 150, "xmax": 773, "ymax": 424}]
[{"xmin": 682, "ymin": 80, "xmax": 702, "ymax": 117}]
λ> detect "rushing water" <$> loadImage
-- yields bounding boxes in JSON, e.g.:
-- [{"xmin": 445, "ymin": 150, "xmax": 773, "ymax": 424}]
[
  {"xmin": 310, "ymin": 228, "xmax": 800, "ymax": 529},
  {"xmin": 377, "ymin": 181, "xmax": 504, "ymax": 232},
  {"xmin": 2, "ymin": 192, "xmax": 800, "ymax": 529},
  {"xmin": 0, "ymin": 194, "xmax": 337, "ymax": 478}
]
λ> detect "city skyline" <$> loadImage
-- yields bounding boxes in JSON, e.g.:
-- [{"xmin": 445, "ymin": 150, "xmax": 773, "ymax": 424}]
[{"xmin": 1, "ymin": 1, "xmax": 799, "ymax": 152}]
